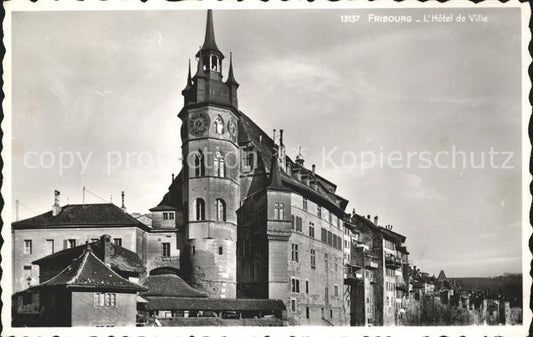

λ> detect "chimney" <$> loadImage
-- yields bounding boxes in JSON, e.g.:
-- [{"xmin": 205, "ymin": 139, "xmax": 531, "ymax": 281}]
[
  {"xmin": 52, "ymin": 190, "xmax": 61, "ymax": 216},
  {"xmin": 352, "ymin": 208, "xmax": 356, "ymax": 216},
  {"xmin": 312, "ymin": 164, "xmax": 316, "ymax": 174},
  {"xmin": 272, "ymin": 129, "xmax": 276, "ymax": 145},
  {"xmin": 295, "ymin": 146, "xmax": 305, "ymax": 166},
  {"xmin": 374, "ymin": 215, "xmax": 378, "ymax": 225},
  {"xmin": 366, "ymin": 214, "xmax": 371, "ymax": 220},
  {"xmin": 121, "ymin": 191, "xmax": 127, "ymax": 212},
  {"xmin": 279, "ymin": 129, "xmax": 284, "ymax": 146},
  {"xmin": 171, "ymin": 173, "xmax": 175, "ymax": 182},
  {"xmin": 101, "ymin": 234, "xmax": 112, "ymax": 262}
]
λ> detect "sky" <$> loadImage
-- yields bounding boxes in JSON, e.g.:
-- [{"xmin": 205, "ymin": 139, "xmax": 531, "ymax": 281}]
[{"xmin": 11, "ymin": 8, "xmax": 523, "ymax": 277}]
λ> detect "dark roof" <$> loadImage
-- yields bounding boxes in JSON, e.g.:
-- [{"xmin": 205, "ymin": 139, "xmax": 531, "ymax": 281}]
[
  {"xmin": 140, "ymin": 274, "xmax": 208, "ymax": 298},
  {"xmin": 379, "ymin": 226, "xmax": 406, "ymax": 243},
  {"xmin": 143, "ymin": 297, "xmax": 286, "ymax": 311},
  {"xmin": 238, "ymin": 110, "xmax": 347, "ymax": 214},
  {"xmin": 12, "ymin": 203, "xmax": 150, "ymax": 231},
  {"xmin": 33, "ymin": 237, "xmax": 144, "ymax": 274},
  {"xmin": 149, "ymin": 205, "xmax": 177, "ymax": 212},
  {"xmin": 196, "ymin": 9, "xmax": 223, "ymax": 57},
  {"xmin": 32, "ymin": 248, "xmax": 147, "ymax": 292}
]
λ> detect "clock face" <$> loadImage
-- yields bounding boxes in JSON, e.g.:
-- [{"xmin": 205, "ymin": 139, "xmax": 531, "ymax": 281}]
[
  {"xmin": 228, "ymin": 119, "xmax": 237, "ymax": 141},
  {"xmin": 188, "ymin": 111, "xmax": 210, "ymax": 137}
]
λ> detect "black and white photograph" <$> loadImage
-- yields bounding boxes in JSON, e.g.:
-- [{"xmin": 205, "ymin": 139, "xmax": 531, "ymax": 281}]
[{"xmin": 2, "ymin": 1, "xmax": 530, "ymax": 335}]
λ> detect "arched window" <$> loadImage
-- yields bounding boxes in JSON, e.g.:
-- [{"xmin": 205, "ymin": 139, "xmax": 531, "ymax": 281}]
[
  {"xmin": 214, "ymin": 115, "xmax": 224, "ymax": 134},
  {"xmin": 194, "ymin": 151, "xmax": 205, "ymax": 177},
  {"xmin": 202, "ymin": 55, "xmax": 209, "ymax": 71},
  {"xmin": 211, "ymin": 55, "xmax": 219, "ymax": 71},
  {"xmin": 214, "ymin": 151, "xmax": 225, "ymax": 177},
  {"xmin": 214, "ymin": 199, "xmax": 226, "ymax": 221},
  {"xmin": 195, "ymin": 198, "xmax": 205, "ymax": 221}
]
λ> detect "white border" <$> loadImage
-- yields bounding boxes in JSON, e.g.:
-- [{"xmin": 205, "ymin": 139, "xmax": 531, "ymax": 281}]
[{"xmin": 2, "ymin": 1, "xmax": 530, "ymax": 336}]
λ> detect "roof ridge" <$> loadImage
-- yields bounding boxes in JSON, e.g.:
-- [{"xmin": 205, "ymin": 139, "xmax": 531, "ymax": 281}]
[{"xmin": 67, "ymin": 249, "xmax": 91, "ymax": 284}]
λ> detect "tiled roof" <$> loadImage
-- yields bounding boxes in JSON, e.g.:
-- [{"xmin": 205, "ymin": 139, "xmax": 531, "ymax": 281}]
[
  {"xmin": 143, "ymin": 297, "xmax": 286, "ymax": 311},
  {"xmin": 149, "ymin": 205, "xmax": 177, "ymax": 211},
  {"xmin": 13, "ymin": 203, "xmax": 150, "ymax": 231},
  {"xmin": 238, "ymin": 111, "xmax": 347, "ymax": 213},
  {"xmin": 33, "ymin": 238, "xmax": 144, "ymax": 274},
  {"xmin": 140, "ymin": 274, "xmax": 208, "ymax": 298},
  {"xmin": 32, "ymin": 248, "xmax": 147, "ymax": 292}
]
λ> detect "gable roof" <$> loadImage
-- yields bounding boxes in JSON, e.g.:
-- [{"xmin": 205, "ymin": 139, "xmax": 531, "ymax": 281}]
[
  {"xmin": 12, "ymin": 203, "xmax": 150, "ymax": 231},
  {"xmin": 140, "ymin": 274, "xmax": 208, "ymax": 298},
  {"xmin": 33, "ymin": 237, "xmax": 144, "ymax": 274},
  {"xmin": 32, "ymin": 248, "xmax": 147, "ymax": 292}
]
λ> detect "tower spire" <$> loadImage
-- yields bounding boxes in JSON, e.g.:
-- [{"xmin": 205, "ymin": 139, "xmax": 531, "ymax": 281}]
[
  {"xmin": 197, "ymin": 9, "xmax": 223, "ymax": 57},
  {"xmin": 185, "ymin": 59, "xmax": 192, "ymax": 88},
  {"xmin": 226, "ymin": 52, "xmax": 239, "ymax": 87},
  {"xmin": 267, "ymin": 147, "xmax": 290, "ymax": 191}
]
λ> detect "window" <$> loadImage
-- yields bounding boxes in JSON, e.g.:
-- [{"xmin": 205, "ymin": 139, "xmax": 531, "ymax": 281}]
[
  {"xmin": 303, "ymin": 198, "xmax": 308, "ymax": 211},
  {"xmin": 243, "ymin": 151, "xmax": 254, "ymax": 170},
  {"xmin": 329, "ymin": 212, "xmax": 332, "ymax": 223},
  {"xmin": 214, "ymin": 199, "xmax": 226, "ymax": 221},
  {"xmin": 291, "ymin": 299, "xmax": 297, "ymax": 312},
  {"xmin": 306, "ymin": 306, "xmax": 310, "ymax": 319},
  {"xmin": 67, "ymin": 239, "xmax": 76, "ymax": 249},
  {"xmin": 330, "ymin": 310, "xmax": 333, "ymax": 319},
  {"xmin": 195, "ymin": 198, "xmax": 206, "ymax": 220},
  {"xmin": 23, "ymin": 240, "xmax": 32, "ymax": 254},
  {"xmin": 291, "ymin": 243, "xmax": 299, "ymax": 262},
  {"xmin": 211, "ymin": 55, "xmax": 219, "ymax": 71},
  {"xmin": 45, "ymin": 239, "xmax": 54, "ymax": 255},
  {"xmin": 214, "ymin": 115, "xmax": 224, "ymax": 134},
  {"xmin": 94, "ymin": 293, "xmax": 116, "ymax": 307},
  {"xmin": 334, "ymin": 262, "xmax": 338, "ymax": 272},
  {"xmin": 274, "ymin": 203, "xmax": 284, "ymax": 220},
  {"xmin": 308, "ymin": 222, "xmax": 315, "ymax": 238},
  {"xmin": 317, "ymin": 206, "xmax": 322, "ymax": 218},
  {"xmin": 310, "ymin": 249, "xmax": 316, "ymax": 269},
  {"xmin": 321, "ymin": 228, "xmax": 327, "ymax": 242},
  {"xmin": 113, "ymin": 238, "xmax": 122, "ymax": 247},
  {"xmin": 214, "ymin": 151, "xmax": 225, "ymax": 177},
  {"xmin": 191, "ymin": 245, "xmax": 196, "ymax": 255},
  {"xmin": 327, "ymin": 232, "xmax": 333, "ymax": 246},
  {"xmin": 325, "ymin": 287, "xmax": 329, "ymax": 300},
  {"xmin": 291, "ymin": 215, "xmax": 295, "ymax": 230},
  {"xmin": 194, "ymin": 151, "xmax": 205, "ymax": 177},
  {"xmin": 295, "ymin": 217, "xmax": 302, "ymax": 232},
  {"xmin": 306, "ymin": 280, "xmax": 309, "ymax": 294},
  {"xmin": 23, "ymin": 265, "xmax": 32, "ymax": 277},
  {"xmin": 218, "ymin": 246, "xmax": 223, "ymax": 255},
  {"xmin": 162, "ymin": 242, "xmax": 171, "ymax": 257},
  {"xmin": 163, "ymin": 212, "xmax": 174, "ymax": 220},
  {"xmin": 291, "ymin": 278, "xmax": 300, "ymax": 293},
  {"xmin": 334, "ymin": 285, "xmax": 339, "ymax": 297}
]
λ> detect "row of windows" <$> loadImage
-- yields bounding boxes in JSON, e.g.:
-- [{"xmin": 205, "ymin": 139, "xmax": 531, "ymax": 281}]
[
  {"xmin": 290, "ymin": 301, "xmax": 335, "ymax": 321},
  {"xmin": 385, "ymin": 281, "xmax": 395, "ymax": 292},
  {"xmin": 300, "ymin": 197, "xmax": 341, "ymax": 228},
  {"xmin": 320, "ymin": 228, "xmax": 342, "ymax": 250},
  {"xmin": 162, "ymin": 212, "xmax": 175, "ymax": 220},
  {"xmin": 194, "ymin": 198, "xmax": 226, "ymax": 221},
  {"xmin": 193, "ymin": 150, "xmax": 226, "ymax": 178},
  {"xmin": 23, "ymin": 237, "xmax": 122, "ymax": 255},
  {"xmin": 94, "ymin": 292, "xmax": 116, "ymax": 307},
  {"xmin": 290, "ymin": 278, "xmax": 338, "ymax": 298}
]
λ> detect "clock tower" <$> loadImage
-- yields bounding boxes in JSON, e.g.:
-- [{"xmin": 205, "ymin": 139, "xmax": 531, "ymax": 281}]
[{"xmin": 178, "ymin": 10, "xmax": 240, "ymax": 298}]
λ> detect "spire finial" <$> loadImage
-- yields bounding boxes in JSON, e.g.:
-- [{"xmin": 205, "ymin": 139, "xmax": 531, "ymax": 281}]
[
  {"xmin": 226, "ymin": 51, "xmax": 239, "ymax": 87},
  {"xmin": 197, "ymin": 9, "xmax": 223, "ymax": 57}
]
